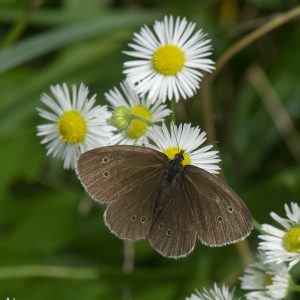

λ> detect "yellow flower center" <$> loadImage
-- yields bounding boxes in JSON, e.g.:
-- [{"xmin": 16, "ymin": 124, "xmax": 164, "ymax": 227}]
[
  {"xmin": 153, "ymin": 45, "xmax": 185, "ymax": 76},
  {"xmin": 163, "ymin": 147, "xmax": 191, "ymax": 166},
  {"xmin": 57, "ymin": 111, "xmax": 87, "ymax": 143},
  {"xmin": 126, "ymin": 106, "xmax": 152, "ymax": 139},
  {"xmin": 264, "ymin": 274, "xmax": 273, "ymax": 287},
  {"xmin": 283, "ymin": 226, "xmax": 300, "ymax": 252}
]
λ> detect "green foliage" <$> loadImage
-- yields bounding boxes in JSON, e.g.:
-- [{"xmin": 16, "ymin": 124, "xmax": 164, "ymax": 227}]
[{"xmin": 0, "ymin": 0, "xmax": 300, "ymax": 299}]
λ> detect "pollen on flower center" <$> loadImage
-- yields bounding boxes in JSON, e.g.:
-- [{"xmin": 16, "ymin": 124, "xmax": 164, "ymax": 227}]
[
  {"xmin": 127, "ymin": 106, "xmax": 152, "ymax": 139},
  {"xmin": 153, "ymin": 45, "xmax": 185, "ymax": 76},
  {"xmin": 57, "ymin": 110, "xmax": 86, "ymax": 143},
  {"xmin": 163, "ymin": 147, "xmax": 191, "ymax": 166},
  {"xmin": 264, "ymin": 274, "xmax": 273, "ymax": 287},
  {"xmin": 283, "ymin": 226, "xmax": 300, "ymax": 252}
]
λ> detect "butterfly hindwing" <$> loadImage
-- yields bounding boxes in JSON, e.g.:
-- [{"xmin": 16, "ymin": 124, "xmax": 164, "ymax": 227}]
[
  {"xmin": 104, "ymin": 165, "xmax": 165, "ymax": 240},
  {"xmin": 184, "ymin": 165, "xmax": 252, "ymax": 246},
  {"xmin": 148, "ymin": 176, "xmax": 197, "ymax": 258}
]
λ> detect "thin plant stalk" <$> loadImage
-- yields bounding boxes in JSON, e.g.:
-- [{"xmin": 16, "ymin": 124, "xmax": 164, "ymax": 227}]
[
  {"xmin": 122, "ymin": 239, "xmax": 135, "ymax": 299},
  {"xmin": 123, "ymin": 240, "xmax": 135, "ymax": 273},
  {"xmin": 171, "ymin": 99, "xmax": 176, "ymax": 123},
  {"xmin": 200, "ymin": 5, "xmax": 300, "ymax": 267},
  {"xmin": 247, "ymin": 65, "xmax": 300, "ymax": 162},
  {"xmin": 1, "ymin": 0, "xmax": 44, "ymax": 48},
  {"xmin": 202, "ymin": 5, "xmax": 300, "ymax": 145}
]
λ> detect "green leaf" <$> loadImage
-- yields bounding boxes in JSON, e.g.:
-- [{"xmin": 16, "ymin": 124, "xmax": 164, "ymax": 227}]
[
  {"xmin": 62, "ymin": 0, "xmax": 110, "ymax": 11},
  {"xmin": 0, "ymin": 11, "xmax": 159, "ymax": 72},
  {"xmin": 0, "ymin": 8, "xmax": 106, "ymax": 26},
  {"xmin": 0, "ymin": 123, "xmax": 44, "ymax": 198},
  {"xmin": 243, "ymin": 166, "xmax": 300, "ymax": 222},
  {"xmin": 247, "ymin": 0, "xmax": 285, "ymax": 9},
  {"xmin": 0, "ymin": 33, "xmax": 127, "ymax": 134},
  {"xmin": 0, "ymin": 190, "xmax": 79, "ymax": 259},
  {"xmin": 0, "ymin": 279, "xmax": 109, "ymax": 300}
]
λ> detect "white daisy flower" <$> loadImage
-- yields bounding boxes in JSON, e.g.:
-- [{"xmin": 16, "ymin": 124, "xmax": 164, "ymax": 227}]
[
  {"xmin": 186, "ymin": 283, "xmax": 236, "ymax": 300},
  {"xmin": 37, "ymin": 83, "xmax": 113, "ymax": 169},
  {"xmin": 147, "ymin": 122, "xmax": 220, "ymax": 174},
  {"xmin": 123, "ymin": 15, "xmax": 215, "ymax": 103},
  {"xmin": 258, "ymin": 202, "xmax": 300, "ymax": 269},
  {"xmin": 105, "ymin": 80, "xmax": 171, "ymax": 145},
  {"xmin": 240, "ymin": 253, "xmax": 290, "ymax": 300}
]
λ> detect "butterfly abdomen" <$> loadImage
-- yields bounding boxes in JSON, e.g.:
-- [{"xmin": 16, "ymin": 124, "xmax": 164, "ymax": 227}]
[{"xmin": 153, "ymin": 160, "xmax": 182, "ymax": 217}]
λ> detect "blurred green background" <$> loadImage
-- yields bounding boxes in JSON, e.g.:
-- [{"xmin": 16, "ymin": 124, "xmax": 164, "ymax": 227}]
[{"xmin": 0, "ymin": 0, "xmax": 300, "ymax": 299}]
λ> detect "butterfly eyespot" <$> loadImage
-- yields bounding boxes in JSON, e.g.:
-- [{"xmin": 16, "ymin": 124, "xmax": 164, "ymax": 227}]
[
  {"xmin": 159, "ymin": 223, "xmax": 164, "ymax": 229},
  {"xmin": 141, "ymin": 216, "xmax": 146, "ymax": 223},
  {"xmin": 131, "ymin": 215, "xmax": 136, "ymax": 222},
  {"xmin": 228, "ymin": 206, "xmax": 233, "ymax": 213},
  {"xmin": 103, "ymin": 171, "xmax": 110, "ymax": 177},
  {"xmin": 102, "ymin": 157, "xmax": 109, "ymax": 163},
  {"xmin": 217, "ymin": 216, "xmax": 223, "ymax": 223},
  {"xmin": 166, "ymin": 229, "xmax": 172, "ymax": 236}
]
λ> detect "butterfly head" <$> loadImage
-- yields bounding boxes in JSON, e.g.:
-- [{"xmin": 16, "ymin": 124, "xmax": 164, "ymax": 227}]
[
  {"xmin": 163, "ymin": 147, "xmax": 190, "ymax": 166},
  {"xmin": 174, "ymin": 149, "xmax": 184, "ymax": 164}
]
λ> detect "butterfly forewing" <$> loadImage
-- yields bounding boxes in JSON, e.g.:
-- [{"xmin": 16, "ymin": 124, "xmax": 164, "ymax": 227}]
[
  {"xmin": 76, "ymin": 145, "xmax": 167, "ymax": 203},
  {"xmin": 184, "ymin": 165, "xmax": 252, "ymax": 246},
  {"xmin": 76, "ymin": 145, "xmax": 167, "ymax": 240}
]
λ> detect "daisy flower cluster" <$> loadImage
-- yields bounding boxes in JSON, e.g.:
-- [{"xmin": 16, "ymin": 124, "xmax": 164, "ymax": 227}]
[
  {"xmin": 186, "ymin": 202, "xmax": 300, "ymax": 300},
  {"xmin": 240, "ymin": 252, "xmax": 290, "ymax": 300},
  {"xmin": 37, "ymin": 15, "xmax": 217, "ymax": 171},
  {"xmin": 36, "ymin": 13, "xmax": 300, "ymax": 300},
  {"xmin": 240, "ymin": 201, "xmax": 300, "ymax": 299},
  {"xmin": 259, "ymin": 202, "xmax": 300, "ymax": 270}
]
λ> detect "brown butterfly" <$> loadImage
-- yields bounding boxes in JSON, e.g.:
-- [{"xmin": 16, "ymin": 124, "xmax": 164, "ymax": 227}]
[{"xmin": 76, "ymin": 145, "xmax": 252, "ymax": 258}]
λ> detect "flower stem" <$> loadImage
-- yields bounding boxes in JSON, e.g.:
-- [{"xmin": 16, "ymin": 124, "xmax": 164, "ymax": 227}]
[
  {"xmin": 201, "ymin": 5, "xmax": 300, "ymax": 270},
  {"xmin": 0, "ymin": 264, "xmax": 188, "ymax": 280},
  {"xmin": 290, "ymin": 284, "xmax": 300, "ymax": 293},
  {"xmin": 1, "ymin": 0, "xmax": 43, "ymax": 48},
  {"xmin": 171, "ymin": 99, "xmax": 176, "ymax": 123},
  {"xmin": 122, "ymin": 240, "xmax": 134, "ymax": 300},
  {"xmin": 130, "ymin": 114, "xmax": 152, "ymax": 125},
  {"xmin": 201, "ymin": 5, "xmax": 300, "ymax": 146},
  {"xmin": 123, "ymin": 240, "xmax": 135, "ymax": 273},
  {"xmin": 247, "ymin": 65, "xmax": 300, "ymax": 162},
  {"xmin": 253, "ymin": 218, "xmax": 264, "ymax": 234},
  {"xmin": 0, "ymin": 265, "xmax": 98, "ymax": 280},
  {"xmin": 201, "ymin": 83, "xmax": 253, "ymax": 267},
  {"xmin": 215, "ymin": 5, "xmax": 300, "ymax": 75}
]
